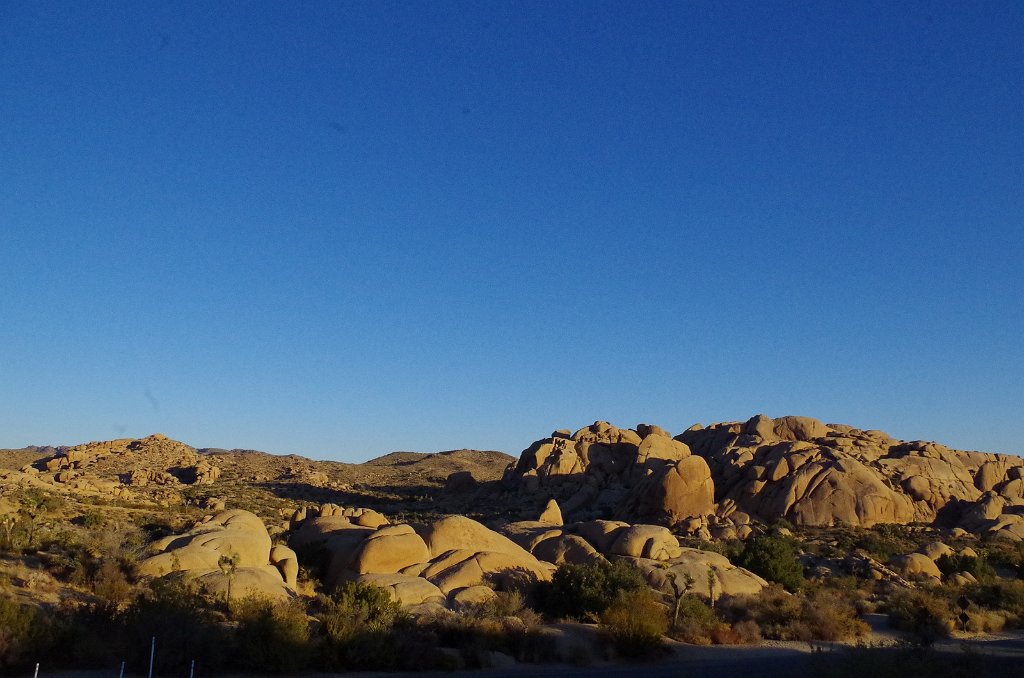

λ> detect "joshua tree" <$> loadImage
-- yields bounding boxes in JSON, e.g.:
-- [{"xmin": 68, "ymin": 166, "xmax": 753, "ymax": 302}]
[
  {"xmin": 665, "ymin": 571, "xmax": 695, "ymax": 631},
  {"xmin": 218, "ymin": 553, "xmax": 240, "ymax": 604},
  {"xmin": 706, "ymin": 566, "xmax": 718, "ymax": 609},
  {"xmin": 18, "ymin": 489, "xmax": 59, "ymax": 547}
]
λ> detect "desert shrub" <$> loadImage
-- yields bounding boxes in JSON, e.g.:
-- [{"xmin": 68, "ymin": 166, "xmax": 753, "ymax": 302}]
[
  {"xmin": 17, "ymin": 489, "xmax": 62, "ymax": 547},
  {"xmin": 0, "ymin": 598, "xmax": 46, "ymax": 669},
  {"xmin": 802, "ymin": 588, "xmax": 870, "ymax": 641},
  {"xmin": 74, "ymin": 512, "xmax": 106, "ymax": 529},
  {"xmin": 669, "ymin": 594, "xmax": 721, "ymax": 644},
  {"xmin": 730, "ymin": 618, "xmax": 762, "ymax": 644},
  {"xmin": 319, "ymin": 582, "xmax": 403, "ymax": 641},
  {"xmin": 857, "ymin": 525, "xmax": 915, "ymax": 563},
  {"xmin": 233, "ymin": 597, "xmax": 311, "ymax": 673},
  {"xmin": 719, "ymin": 585, "xmax": 867, "ymax": 641},
  {"xmin": 966, "ymin": 579, "xmax": 1024, "ymax": 626},
  {"xmin": 984, "ymin": 540, "xmax": 1024, "ymax": 576},
  {"xmin": 936, "ymin": 553, "xmax": 994, "ymax": 581},
  {"xmin": 91, "ymin": 557, "xmax": 135, "ymax": 605},
  {"xmin": 50, "ymin": 602, "xmax": 123, "ymax": 668},
  {"xmin": 536, "ymin": 559, "xmax": 647, "ymax": 621},
  {"xmin": 121, "ymin": 578, "xmax": 229, "ymax": 675},
  {"xmin": 599, "ymin": 588, "xmax": 668, "ymax": 658},
  {"xmin": 0, "ymin": 515, "xmax": 29, "ymax": 552},
  {"xmin": 964, "ymin": 608, "xmax": 1007, "ymax": 633},
  {"xmin": 720, "ymin": 585, "xmax": 805, "ymax": 639},
  {"xmin": 737, "ymin": 535, "xmax": 804, "ymax": 592},
  {"xmin": 886, "ymin": 589, "xmax": 952, "ymax": 645},
  {"xmin": 316, "ymin": 583, "xmax": 419, "ymax": 670},
  {"xmin": 472, "ymin": 589, "xmax": 542, "ymax": 627},
  {"xmin": 427, "ymin": 607, "xmax": 558, "ymax": 666}
]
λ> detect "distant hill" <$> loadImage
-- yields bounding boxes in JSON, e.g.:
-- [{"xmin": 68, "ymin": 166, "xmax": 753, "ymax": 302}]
[
  {"xmin": 0, "ymin": 445, "xmax": 60, "ymax": 471},
  {"xmin": 0, "ymin": 434, "xmax": 515, "ymax": 515}
]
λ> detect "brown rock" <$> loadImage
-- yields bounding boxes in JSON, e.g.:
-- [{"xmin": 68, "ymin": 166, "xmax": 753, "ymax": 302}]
[
  {"xmin": 538, "ymin": 499, "xmax": 563, "ymax": 526},
  {"xmin": 353, "ymin": 525, "xmax": 430, "ymax": 575}
]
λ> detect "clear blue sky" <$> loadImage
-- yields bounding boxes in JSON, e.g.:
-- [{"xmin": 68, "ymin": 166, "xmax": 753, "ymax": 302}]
[{"xmin": 2, "ymin": 2, "xmax": 1021, "ymax": 460}]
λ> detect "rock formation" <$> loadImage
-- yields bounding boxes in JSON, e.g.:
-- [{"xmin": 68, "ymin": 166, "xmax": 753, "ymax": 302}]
[
  {"xmin": 502, "ymin": 422, "xmax": 715, "ymax": 525},
  {"xmin": 30, "ymin": 434, "xmax": 223, "ymax": 506},
  {"xmin": 681, "ymin": 414, "xmax": 1024, "ymax": 535},
  {"xmin": 501, "ymin": 415, "xmax": 1024, "ymax": 538},
  {"xmin": 497, "ymin": 516, "xmax": 767, "ymax": 599},
  {"xmin": 137, "ymin": 509, "xmax": 297, "ymax": 601},
  {"xmin": 289, "ymin": 504, "xmax": 554, "ymax": 607}
]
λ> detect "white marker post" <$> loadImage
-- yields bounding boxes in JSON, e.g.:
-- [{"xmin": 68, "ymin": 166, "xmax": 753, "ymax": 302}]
[
  {"xmin": 33, "ymin": 662, "xmax": 39, "ymax": 678},
  {"xmin": 119, "ymin": 660, "xmax": 125, "ymax": 678},
  {"xmin": 189, "ymin": 659, "xmax": 195, "ymax": 678},
  {"xmin": 147, "ymin": 637, "xmax": 155, "ymax": 678}
]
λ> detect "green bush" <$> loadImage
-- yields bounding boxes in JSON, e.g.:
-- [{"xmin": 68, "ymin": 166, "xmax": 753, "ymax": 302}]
[
  {"xmin": 316, "ymin": 582, "xmax": 412, "ymax": 669},
  {"xmin": 0, "ymin": 598, "xmax": 45, "ymax": 669},
  {"xmin": 886, "ymin": 589, "xmax": 952, "ymax": 645},
  {"xmin": 121, "ymin": 579, "xmax": 229, "ymax": 675},
  {"xmin": 233, "ymin": 597, "xmax": 311, "ymax": 673},
  {"xmin": 536, "ymin": 559, "xmax": 647, "ymax": 621},
  {"xmin": 600, "ymin": 588, "xmax": 668, "ymax": 658},
  {"xmin": 320, "ymin": 582, "xmax": 403, "ymax": 641},
  {"xmin": 936, "ymin": 553, "xmax": 994, "ymax": 582},
  {"xmin": 984, "ymin": 541, "xmax": 1024, "ymax": 576},
  {"xmin": 967, "ymin": 580, "xmax": 1024, "ymax": 626},
  {"xmin": 856, "ymin": 524, "xmax": 916, "ymax": 563},
  {"xmin": 669, "ymin": 593, "xmax": 721, "ymax": 644},
  {"xmin": 737, "ymin": 535, "xmax": 804, "ymax": 592}
]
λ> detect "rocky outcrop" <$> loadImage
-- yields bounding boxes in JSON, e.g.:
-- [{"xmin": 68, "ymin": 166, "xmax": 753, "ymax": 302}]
[
  {"xmin": 32, "ymin": 434, "xmax": 224, "ymax": 507},
  {"xmin": 502, "ymin": 422, "xmax": 715, "ymax": 524},
  {"xmin": 137, "ymin": 509, "xmax": 296, "ymax": 601},
  {"xmin": 289, "ymin": 506, "xmax": 553, "ymax": 607},
  {"xmin": 680, "ymin": 414, "xmax": 1024, "ymax": 533},
  {"xmin": 502, "ymin": 415, "xmax": 1024, "ymax": 534},
  {"xmin": 496, "ymin": 516, "xmax": 767, "ymax": 599},
  {"xmin": 628, "ymin": 548, "xmax": 769, "ymax": 600}
]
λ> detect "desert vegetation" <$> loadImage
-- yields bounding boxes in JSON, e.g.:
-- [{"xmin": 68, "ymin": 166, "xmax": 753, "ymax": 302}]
[{"xmin": 2, "ymin": 415, "xmax": 1023, "ymax": 674}]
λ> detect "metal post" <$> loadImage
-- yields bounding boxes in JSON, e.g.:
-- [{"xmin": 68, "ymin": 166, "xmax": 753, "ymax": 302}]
[
  {"xmin": 147, "ymin": 636, "xmax": 155, "ymax": 678},
  {"xmin": 119, "ymin": 661, "xmax": 125, "ymax": 678},
  {"xmin": 33, "ymin": 662, "xmax": 39, "ymax": 678},
  {"xmin": 189, "ymin": 659, "xmax": 195, "ymax": 678}
]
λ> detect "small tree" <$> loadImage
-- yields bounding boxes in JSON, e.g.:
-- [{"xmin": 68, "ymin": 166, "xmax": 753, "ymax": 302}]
[
  {"xmin": 737, "ymin": 535, "xmax": 804, "ymax": 592},
  {"xmin": 665, "ymin": 571, "xmax": 695, "ymax": 631},
  {"xmin": 218, "ymin": 553, "xmax": 240, "ymax": 604},
  {"xmin": 536, "ymin": 560, "xmax": 647, "ymax": 621},
  {"xmin": 18, "ymin": 489, "xmax": 60, "ymax": 548}
]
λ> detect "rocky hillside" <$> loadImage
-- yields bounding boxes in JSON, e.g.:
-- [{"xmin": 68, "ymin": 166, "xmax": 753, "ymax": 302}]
[
  {"xmin": 0, "ymin": 434, "xmax": 513, "ymax": 514},
  {"xmin": 499, "ymin": 415, "xmax": 1024, "ymax": 540}
]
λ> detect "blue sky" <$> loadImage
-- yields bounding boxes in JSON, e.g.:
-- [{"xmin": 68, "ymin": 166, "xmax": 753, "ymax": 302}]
[{"xmin": 1, "ymin": 2, "xmax": 1021, "ymax": 459}]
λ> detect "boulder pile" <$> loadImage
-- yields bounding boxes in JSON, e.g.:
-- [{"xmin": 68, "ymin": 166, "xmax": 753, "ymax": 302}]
[
  {"xmin": 137, "ymin": 509, "xmax": 298, "ymax": 601},
  {"xmin": 499, "ymin": 501, "xmax": 767, "ymax": 599},
  {"xmin": 501, "ymin": 415, "xmax": 1024, "ymax": 537},
  {"xmin": 31, "ymin": 434, "xmax": 223, "ymax": 505},
  {"xmin": 501, "ymin": 422, "xmax": 714, "ymax": 525},
  {"xmin": 289, "ymin": 504, "xmax": 554, "ymax": 609}
]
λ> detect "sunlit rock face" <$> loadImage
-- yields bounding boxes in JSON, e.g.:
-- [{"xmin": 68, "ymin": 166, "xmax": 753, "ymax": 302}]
[
  {"xmin": 501, "ymin": 415, "xmax": 1024, "ymax": 538},
  {"xmin": 502, "ymin": 421, "xmax": 715, "ymax": 525}
]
